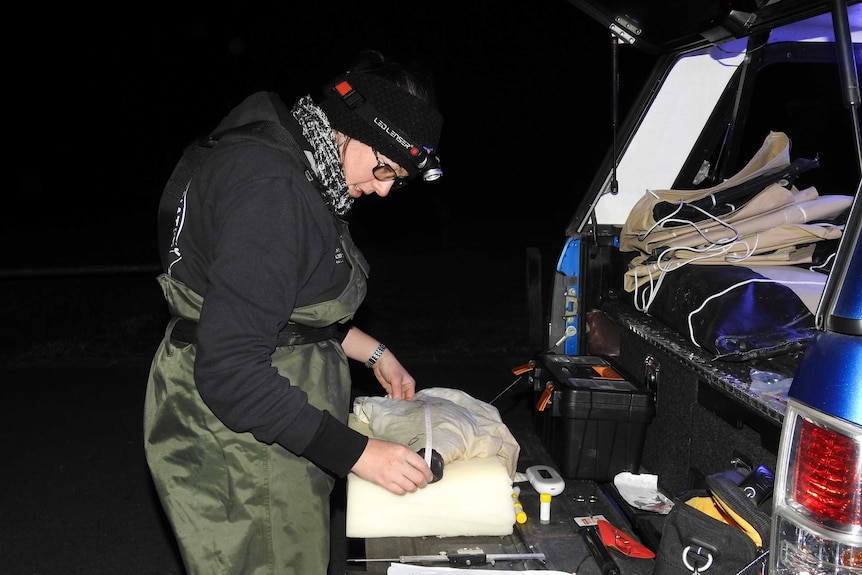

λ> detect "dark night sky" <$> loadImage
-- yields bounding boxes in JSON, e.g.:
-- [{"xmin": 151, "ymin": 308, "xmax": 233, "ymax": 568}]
[{"xmin": 8, "ymin": 2, "xmax": 655, "ymax": 269}]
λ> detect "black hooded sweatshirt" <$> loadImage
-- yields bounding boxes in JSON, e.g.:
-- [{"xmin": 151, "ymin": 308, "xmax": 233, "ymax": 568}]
[{"xmin": 168, "ymin": 91, "xmax": 368, "ymax": 476}]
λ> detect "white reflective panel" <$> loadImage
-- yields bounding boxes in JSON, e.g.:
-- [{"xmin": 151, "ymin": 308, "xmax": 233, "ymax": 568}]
[{"xmin": 593, "ymin": 39, "xmax": 746, "ymax": 226}]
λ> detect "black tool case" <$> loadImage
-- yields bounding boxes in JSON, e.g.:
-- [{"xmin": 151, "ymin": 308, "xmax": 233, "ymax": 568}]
[{"xmin": 530, "ymin": 354, "xmax": 655, "ymax": 482}]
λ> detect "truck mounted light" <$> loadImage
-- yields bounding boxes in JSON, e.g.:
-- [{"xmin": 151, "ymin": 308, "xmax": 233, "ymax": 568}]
[{"xmin": 770, "ymin": 401, "xmax": 862, "ymax": 575}]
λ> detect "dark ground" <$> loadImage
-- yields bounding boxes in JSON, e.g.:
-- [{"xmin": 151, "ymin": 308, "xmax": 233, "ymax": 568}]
[{"xmin": 0, "ymin": 226, "xmax": 562, "ymax": 575}]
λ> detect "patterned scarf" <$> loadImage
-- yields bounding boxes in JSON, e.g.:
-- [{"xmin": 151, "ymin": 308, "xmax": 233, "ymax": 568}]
[{"xmin": 290, "ymin": 96, "xmax": 354, "ymax": 216}]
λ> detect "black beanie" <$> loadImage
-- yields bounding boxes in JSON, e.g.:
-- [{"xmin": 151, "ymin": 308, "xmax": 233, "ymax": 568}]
[{"xmin": 319, "ymin": 71, "xmax": 443, "ymax": 178}]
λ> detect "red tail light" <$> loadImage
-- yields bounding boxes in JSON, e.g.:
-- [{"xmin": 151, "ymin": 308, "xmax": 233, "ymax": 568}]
[{"xmin": 793, "ymin": 418, "xmax": 862, "ymax": 526}]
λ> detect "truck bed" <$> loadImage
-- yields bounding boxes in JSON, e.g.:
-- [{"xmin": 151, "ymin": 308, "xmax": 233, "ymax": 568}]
[
  {"xmin": 605, "ymin": 298, "xmax": 787, "ymax": 495},
  {"xmin": 347, "ymin": 423, "xmax": 658, "ymax": 574}
]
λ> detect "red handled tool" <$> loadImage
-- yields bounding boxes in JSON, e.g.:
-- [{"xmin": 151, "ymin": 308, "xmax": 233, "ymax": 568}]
[{"xmin": 597, "ymin": 518, "xmax": 655, "ymax": 559}]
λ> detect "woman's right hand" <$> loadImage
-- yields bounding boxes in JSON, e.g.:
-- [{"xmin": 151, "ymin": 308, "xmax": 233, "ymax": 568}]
[{"xmin": 351, "ymin": 437, "xmax": 433, "ymax": 495}]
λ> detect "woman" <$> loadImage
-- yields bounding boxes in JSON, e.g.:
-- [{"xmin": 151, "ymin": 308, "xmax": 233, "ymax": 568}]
[{"xmin": 144, "ymin": 50, "xmax": 443, "ymax": 574}]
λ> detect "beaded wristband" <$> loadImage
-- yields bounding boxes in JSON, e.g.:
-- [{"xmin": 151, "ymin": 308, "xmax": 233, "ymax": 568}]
[{"xmin": 364, "ymin": 343, "xmax": 386, "ymax": 368}]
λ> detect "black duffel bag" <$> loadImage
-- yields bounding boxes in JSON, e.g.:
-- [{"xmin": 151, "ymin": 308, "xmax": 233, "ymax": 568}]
[{"xmin": 654, "ymin": 466, "xmax": 773, "ymax": 575}]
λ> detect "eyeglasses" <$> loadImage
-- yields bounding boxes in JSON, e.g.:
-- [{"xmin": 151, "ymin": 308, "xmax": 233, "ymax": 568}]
[{"xmin": 372, "ymin": 149, "xmax": 408, "ymax": 190}]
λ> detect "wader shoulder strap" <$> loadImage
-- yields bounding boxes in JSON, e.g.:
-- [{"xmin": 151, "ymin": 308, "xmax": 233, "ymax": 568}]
[{"xmin": 157, "ymin": 119, "xmax": 312, "ymax": 270}]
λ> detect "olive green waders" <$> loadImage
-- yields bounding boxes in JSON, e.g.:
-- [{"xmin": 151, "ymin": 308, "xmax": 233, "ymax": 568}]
[{"xmin": 144, "ymin": 229, "xmax": 368, "ymax": 575}]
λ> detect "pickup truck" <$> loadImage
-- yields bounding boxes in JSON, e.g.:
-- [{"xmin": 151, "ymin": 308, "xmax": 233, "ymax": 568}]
[
  {"xmin": 540, "ymin": 0, "xmax": 861, "ymax": 571},
  {"xmin": 347, "ymin": 3, "xmax": 860, "ymax": 572}
]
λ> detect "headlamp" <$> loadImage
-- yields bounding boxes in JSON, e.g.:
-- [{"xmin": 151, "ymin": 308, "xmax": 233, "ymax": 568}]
[{"xmin": 333, "ymin": 78, "xmax": 443, "ymax": 181}]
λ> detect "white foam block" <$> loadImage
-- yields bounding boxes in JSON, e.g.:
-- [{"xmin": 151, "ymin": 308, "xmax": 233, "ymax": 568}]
[{"xmin": 346, "ymin": 416, "xmax": 515, "ymax": 538}]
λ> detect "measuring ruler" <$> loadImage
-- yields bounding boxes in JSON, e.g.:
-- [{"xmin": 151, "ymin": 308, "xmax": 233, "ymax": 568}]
[{"xmin": 349, "ymin": 546, "xmax": 546, "ymax": 567}]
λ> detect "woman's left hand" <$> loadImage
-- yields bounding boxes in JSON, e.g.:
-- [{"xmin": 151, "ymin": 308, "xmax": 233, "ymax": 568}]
[{"xmin": 372, "ymin": 349, "xmax": 416, "ymax": 400}]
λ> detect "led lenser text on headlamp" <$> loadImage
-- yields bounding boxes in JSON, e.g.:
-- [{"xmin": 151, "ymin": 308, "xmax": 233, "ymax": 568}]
[{"xmin": 373, "ymin": 117, "xmax": 414, "ymax": 150}]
